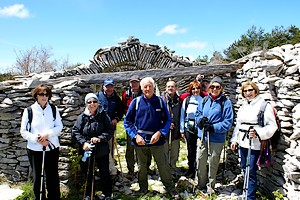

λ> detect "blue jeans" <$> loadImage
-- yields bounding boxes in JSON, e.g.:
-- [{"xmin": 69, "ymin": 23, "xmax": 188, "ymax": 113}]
[{"xmin": 240, "ymin": 147, "xmax": 260, "ymax": 200}]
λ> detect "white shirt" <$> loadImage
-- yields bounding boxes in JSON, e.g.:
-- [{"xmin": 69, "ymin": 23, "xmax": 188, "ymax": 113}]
[{"xmin": 20, "ymin": 101, "xmax": 63, "ymax": 151}]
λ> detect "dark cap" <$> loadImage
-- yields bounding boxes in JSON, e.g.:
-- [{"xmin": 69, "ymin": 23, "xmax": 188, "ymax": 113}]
[
  {"xmin": 210, "ymin": 76, "xmax": 223, "ymax": 87},
  {"xmin": 104, "ymin": 79, "xmax": 114, "ymax": 86},
  {"xmin": 130, "ymin": 75, "xmax": 140, "ymax": 82}
]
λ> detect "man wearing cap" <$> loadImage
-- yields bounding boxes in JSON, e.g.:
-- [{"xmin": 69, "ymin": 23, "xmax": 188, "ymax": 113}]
[
  {"xmin": 122, "ymin": 75, "xmax": 153, "ymax": 179},
  {"xmin": 96, "ymin": 79, "xmax": 123, "ymax": 182},
  {"xmin": 195, "ymin": 76, "xmax": 233, "ymax": 193},
  {"xmin": 124, "ymin": 77, "xmax": 178, "ymax": 198}
]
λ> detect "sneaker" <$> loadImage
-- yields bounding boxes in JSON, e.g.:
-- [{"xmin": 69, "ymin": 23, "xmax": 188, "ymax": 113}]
[{"xmin": 84, "ymin": 196, "xmax": 90, "ymax": 200}]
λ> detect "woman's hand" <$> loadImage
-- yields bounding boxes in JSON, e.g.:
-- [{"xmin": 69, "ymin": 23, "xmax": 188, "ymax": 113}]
[
  {"xmin": 37, "ymin": 133, "xmax": 48, "ymax": 143},
  {"xmin": 231, "ymin": 142, "xmax": 238, "ymax": 151},
  {"xmin": 90, "ymin": 137, "xmax": 101, "ymax": 143}
]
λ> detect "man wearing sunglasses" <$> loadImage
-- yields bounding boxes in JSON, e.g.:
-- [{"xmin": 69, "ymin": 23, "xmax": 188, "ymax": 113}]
[{"xmin": 195, "ymin": 76, "xmax": 234, "ymax": 194}]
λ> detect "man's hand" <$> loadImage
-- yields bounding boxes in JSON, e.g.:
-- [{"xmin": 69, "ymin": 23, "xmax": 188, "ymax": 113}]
[
  {"xmin": 135, "ymin": 134, "xmax": 145, "ymax": 146},
  {"xmin": 150, "ymin": 131, "xmax": 161, "ymax": 144},
  {"xmin": 180, "ymin": 133, "xmax": 186, "ymax": 143},
  {"xmin": 231, "ymin": 142, "xmax": 238, "ymax": 151},
  {"xmin": 111, "ymin": 119, "xmax": 118, "ymax": 126},
  {"xmin": 170, "ymin": 123, "xmax": 175, "ymax": 130},
  {"xmin": 204, "ymin": 123, "xmax": 214, "ymax": 133}
]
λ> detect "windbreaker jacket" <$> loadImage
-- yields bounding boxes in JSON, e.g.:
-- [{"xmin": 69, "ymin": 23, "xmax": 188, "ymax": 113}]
[
  {"xmin": 195, "ymin": 94, "xmax": 233, "ymax": 143},
  {"xmin": 161, "ymin": 91, "xmax": 181, "ymax": 140},
  {"xmin": 20, "ymin": 101, "xmax": 63, "ymax": 151},
  {"xmin": 124, "ymin": 94, "xmax": 172, "ymax": 146},
  {"xmin": 180, "ymin": 95, "xmax": 203, "ymax": 133},
  {"xmin": 72, "ymin": 107, "xmax": 114, "ymax": 157},
  {"xmin": 230, "ymin": 95, "xmax": 277, "ymax": 150},
  {"xmin": 96, "ymin": 90, "xmax": 123, "ymax": 122},
  {"xmin": 122, "ymin": 86, "xmax": 142, "ymax": 115}
]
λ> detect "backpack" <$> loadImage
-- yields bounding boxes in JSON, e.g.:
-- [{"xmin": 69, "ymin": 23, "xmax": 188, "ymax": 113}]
[
  {"xmin": 257, "ymin": 101, "xmax": 281, "ymax": 149},
  {"xmin": 135, "ymin": 96, "xmax": 164, "ymax": 110},
  {"xmin": 25, "ymin": 103, "xmax": 57, "ymax": 132},
  {"xmin": 256, "ymin": 101, "xmax": 281, "ymax": 167}
]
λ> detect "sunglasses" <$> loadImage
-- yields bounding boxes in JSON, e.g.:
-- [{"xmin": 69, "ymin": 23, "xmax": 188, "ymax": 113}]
[
  {"xmin": 192, "ymin": 87, "xmax": 201, "ymax": 90},
  {"xmin": 87, "ymin": 101, "xmax": 98, "ymax": 104},
  {"xmin": 209, "ymin": 85, "xmax": 221, "ymax": 90},
  {"xmin": 243, "ymin": 89, "xmax": 254, "ymax": 93},
  {"xmin": 37, "ymin": 93, "xmax": 49, "ymax": 97}
]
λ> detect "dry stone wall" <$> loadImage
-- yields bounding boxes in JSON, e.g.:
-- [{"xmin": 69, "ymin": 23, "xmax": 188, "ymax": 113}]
[
  {"xmin": 232, "ymin": 44, "xmax": 300, "ymax": 199},
  {"xmin": 0, "ymin": 40, "xmax": 299, "ymax": 199}
]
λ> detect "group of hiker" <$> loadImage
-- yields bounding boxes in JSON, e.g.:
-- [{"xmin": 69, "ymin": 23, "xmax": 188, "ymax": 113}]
[{"xmin": 20, "ymin": 74, "xmax": 278, "ymax": 200}]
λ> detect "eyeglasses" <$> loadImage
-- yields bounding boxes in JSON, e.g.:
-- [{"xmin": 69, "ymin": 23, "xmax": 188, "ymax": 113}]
[
  {"xmin": 87, "ymin": 101, "xmax": 98, "ymax": 104},
  {"xmin": 192, "ymin": 87, "xmax": 201, "ymax": 90},
  {"xmin": 209, "ymin": 85, "xmax": 221, "ymax": 90},
  {"xmin": 37, "ymin": 93, "xmax": 49, "ymax": 97},
  {"xmin": 243, "ymin": 89, "xmax": 254, "ymax": 93}
]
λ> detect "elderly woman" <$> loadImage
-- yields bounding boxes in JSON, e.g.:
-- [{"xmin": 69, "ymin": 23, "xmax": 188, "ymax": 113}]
[
  {"xmin": 20, "ymin": 84, "xmax": 63, "ymax": 200},
  {"xmin": 180, "ymin": 81, "xmax": 204, "ymax": 178},
  {"xmin": 230, "ymin": 81, "xmax": 277, "ymax": 200},
  {"xmin": 72, "ymin": 93, "xmax": 114, "ymax": 200},
  {"xmin": 195, "ymin": 76, "xmax": 233, "ymax": 193}
]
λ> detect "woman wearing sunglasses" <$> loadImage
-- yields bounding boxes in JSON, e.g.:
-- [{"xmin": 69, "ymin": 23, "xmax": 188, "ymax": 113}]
[
  {"xmin": 180, "ymin": 81, "xmax": 204, "ymax": 178},
  {"xmin": 20, "ymin": 84, "xmax": 63, "ymax": 200},
  {"xmin": 72, "ymin": 93, "xmax": 114, "ymax": 200},
  {"xmin": 230, "ymin": 81, "xmax": 277, "ymax": 200},
  {"xmin": 195, "ymin": 76, "xmax": 234, "ymax": 194}
]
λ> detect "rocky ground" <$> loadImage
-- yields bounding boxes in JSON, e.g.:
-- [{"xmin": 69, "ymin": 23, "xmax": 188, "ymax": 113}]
[{"xmin": 2, "ymin": 141, "xmax": 245, "ymax": 200}]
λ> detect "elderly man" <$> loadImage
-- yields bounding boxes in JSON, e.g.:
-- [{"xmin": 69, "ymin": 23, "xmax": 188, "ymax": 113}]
[
  {"xmin": 122, "ymin": 75, "xmax": 153, "ymax": 179},
  {"xmin": 161, "ymin": 80, "xmax": 182, "ymax": 180},
  {"xmin": 124, "ymin": 77, "xmax": 177, "ymax": 197}
]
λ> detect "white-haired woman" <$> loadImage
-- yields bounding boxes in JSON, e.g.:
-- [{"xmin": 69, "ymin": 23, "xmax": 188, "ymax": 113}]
[{"xmin": 72, "ymin": 93, "xmax": 114, "ymax": 200}]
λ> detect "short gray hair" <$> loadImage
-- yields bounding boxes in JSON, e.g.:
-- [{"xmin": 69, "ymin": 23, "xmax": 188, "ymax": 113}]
[{"xmin": 140, "ymin": 77, "xmax": 155, "ymax": 88}]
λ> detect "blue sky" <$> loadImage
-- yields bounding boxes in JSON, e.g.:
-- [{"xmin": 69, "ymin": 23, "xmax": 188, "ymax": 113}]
[{"xmin": 1, "ymin": 0, "xmax": 300, "ymax": 73}]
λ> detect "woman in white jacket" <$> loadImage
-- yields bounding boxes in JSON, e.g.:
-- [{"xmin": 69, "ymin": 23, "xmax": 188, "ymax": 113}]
[
  {"xmin": 20, "ymin": 84, "xmax": 63, "ymax": 200},
  {"xmin": 230, "ymin": 80, "xmax": 277, "ymax": 200}
]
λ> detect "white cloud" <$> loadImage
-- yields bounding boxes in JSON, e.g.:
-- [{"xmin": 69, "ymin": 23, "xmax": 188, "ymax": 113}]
[
  {"xmin": 0, "ymin": 4, "xmax": 30, "ymax": 18},
  {"xmin": 177, "ymin": 41, "xmax": 207, "ymax": 49},
  {"xmin": 156, "ymin": 24, "xmax": 187, "ymax": 36}
]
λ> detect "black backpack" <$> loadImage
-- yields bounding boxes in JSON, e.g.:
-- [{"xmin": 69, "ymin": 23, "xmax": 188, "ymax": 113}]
[{"xmin": 25, "ymin": 103, "xmax": 57, "ymax": 132}]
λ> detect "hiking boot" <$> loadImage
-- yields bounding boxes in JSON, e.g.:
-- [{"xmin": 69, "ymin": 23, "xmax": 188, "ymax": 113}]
[
  {"xmin": 134, "ymin": 189, "xmax": 149, "ymax": 196},
  {"xmin": 125, "ymin": 171, "xmax": 135, "ymax": 180},
  {"xmin": 84, "ymin": 196, "xmax": 90, "ymax": 200},
  {"xmin": 185, "ymin": 170, "xmax": 195, "ymax": 178},
  {"xmin": 147, "ymin": 168, "xmax": 156, "ymax": 176},
  {"xmin": 167, "ymin": 189, "xmax": 180, "ymax": 200}
]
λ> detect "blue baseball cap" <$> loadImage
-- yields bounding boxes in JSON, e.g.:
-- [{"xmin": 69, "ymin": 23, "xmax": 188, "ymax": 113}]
[{"xmin": 104, "ymin": 79, "xmax": 114, "ymax": 86}]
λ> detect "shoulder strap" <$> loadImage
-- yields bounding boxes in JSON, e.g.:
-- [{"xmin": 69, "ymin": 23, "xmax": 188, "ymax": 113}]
[
  {"xmin": 258, "ymin": 100, "xmax": 268, "ymax": 127},
  {"xmin": 158, "ymin": 96, "xmax": 163, "ymax": 109},
  {"xmin": 49, "ymin": 103, "xmax": 56, "ymax": 121},
  {"xmin": 135, "ymin": 96, "xmax": 141, "ymax": 110},
  {"xmin": 202, "ymin": 96, "xmax": 209, "ymax": 109},
  {"xmin": 26, "ymin": 106, "xmax": 33, "ymax": 132},
  {"xmin": 184, "ymin": 96, "xmax": 191, "ymax": 120}
]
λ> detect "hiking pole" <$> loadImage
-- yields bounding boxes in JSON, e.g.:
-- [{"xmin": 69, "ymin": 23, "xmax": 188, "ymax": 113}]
[
  {"xmin": 243, "ymin": 127, "xmax": 253, "ymax": 200},
  {"xmin": 168, "ymin": 130, "xmax": 172, "ymax": 166},
  {"xmin": 207, "ymin": 129, "xmax": 212, "ymax": 198},
  {"xmin": 40, "ymin": 146, "xmax": 46, "ymax": 200},
  {"xmin": 82, "ymin": 142, "xmax": 95, "ymax": 200},
  {"xmin": 114, "ymin": 142, "xmax": 124, "ymax": 181},
  {"xmin": 193, "ymin": 127, "xmax": 204, "ymax": 193},
  {"xmin": 91, "ymin": 145, "xmax": 96, "ymax": 200}
]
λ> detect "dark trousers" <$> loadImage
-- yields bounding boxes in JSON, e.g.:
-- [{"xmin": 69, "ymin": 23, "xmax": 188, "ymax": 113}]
[
  {"xmin": 240, "ymin": 147, "xmax": 260, "ymax": 200},
  {"xmin": 185, "ymin": 131, "xmax": 198, "ymax": 172},
  {"xmin": 27, "ymin": 148, "xmax": 60, "ymax": 200},
  {"xmin": 81, "ymin": 153, "xmax": 112, "ymax": 197}
]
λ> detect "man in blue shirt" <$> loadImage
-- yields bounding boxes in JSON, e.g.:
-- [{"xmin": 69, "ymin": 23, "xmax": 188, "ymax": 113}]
[{"xmin": 124, "ymin": 77, "xmax": 177, "ymax": 197}]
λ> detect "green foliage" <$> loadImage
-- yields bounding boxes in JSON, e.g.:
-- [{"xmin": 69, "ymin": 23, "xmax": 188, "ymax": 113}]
[
  {"xmin": 223, "ymin": 25, "xmax": 300, "ymax": 62},
  {"xmin": 0, "ymin": 73, "xmax": 14, "ymax": 82},
  {"xmin": 163, "ymin": 46, "xmax": 175, "ymax": 55},
  {"xmin": 273, "ymin": 190, "xmax": 284, "ymax": 200},
  {"xmin": 116, "ymin": 120, "xmax": 127, "ymax": 145},
  {"xmin": 15, "ymin": 180, "xmax": 34, "ymax": 200},
  {"xmin": 195, "ymin": 55, "xmax": 209, "ymax": 63}
]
